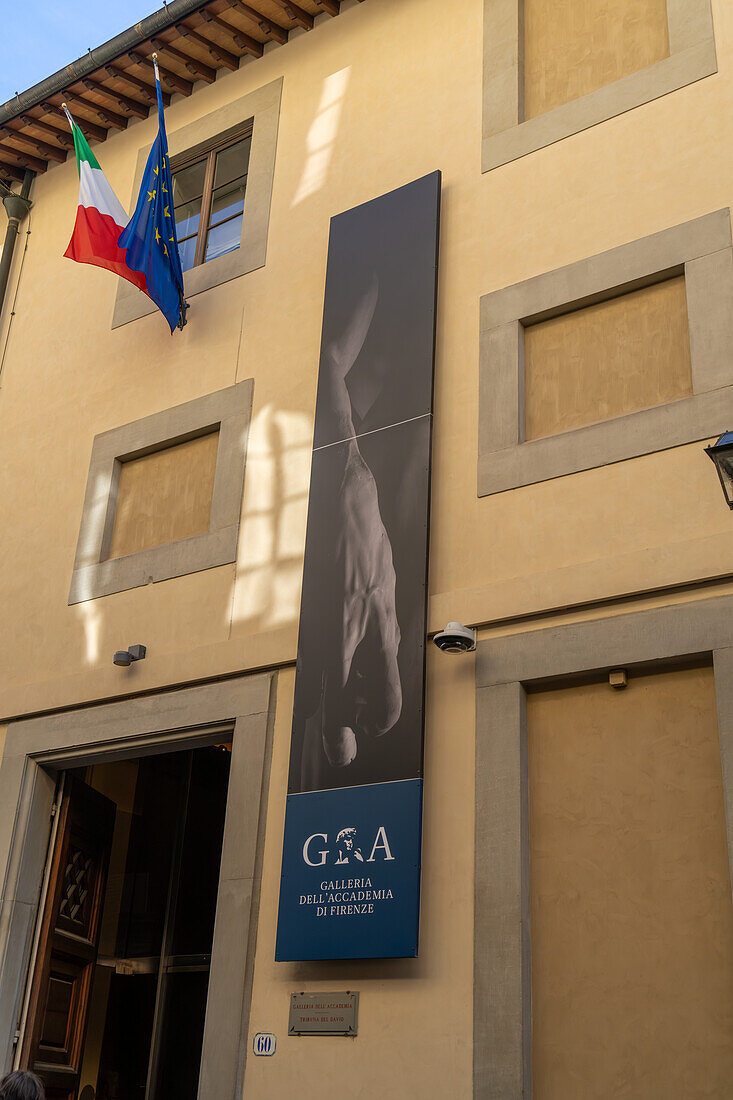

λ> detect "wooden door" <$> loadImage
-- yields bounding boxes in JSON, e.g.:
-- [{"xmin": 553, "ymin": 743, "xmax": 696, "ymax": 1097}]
[{"xmin": 20, "ymin": 776, "xmax": 115, "ymax": 1100}]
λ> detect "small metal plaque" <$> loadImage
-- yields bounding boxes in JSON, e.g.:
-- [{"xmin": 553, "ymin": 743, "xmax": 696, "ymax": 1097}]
[{"xmin": 288, "ymin": 991, "xmax": 359, "ymax": 1035}]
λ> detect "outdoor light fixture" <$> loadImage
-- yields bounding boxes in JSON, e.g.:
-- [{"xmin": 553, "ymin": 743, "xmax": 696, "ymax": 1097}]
[
  {"xmin": 113, "ymin": 644, "xmax": 147, "ymax": 667},
  {"xmin": 705, "ymin": 432, "xmax": 733, "ymax": 509}
]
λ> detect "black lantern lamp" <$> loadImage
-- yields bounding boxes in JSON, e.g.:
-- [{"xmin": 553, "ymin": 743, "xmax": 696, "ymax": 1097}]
[{"xmin": 705, "ymin": 432, "xmax": 733, "ymax": 508}]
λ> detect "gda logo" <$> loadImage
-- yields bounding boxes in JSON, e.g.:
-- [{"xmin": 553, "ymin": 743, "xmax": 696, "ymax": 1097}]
[{"xmin": 302, "ymin": 825, "xmax": 395, "ymax": 866}]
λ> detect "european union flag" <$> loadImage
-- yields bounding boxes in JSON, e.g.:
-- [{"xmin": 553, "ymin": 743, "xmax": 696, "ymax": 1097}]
[{"xmin": 119, "ymin": 56, "xmax": 187, "ymax": 332}]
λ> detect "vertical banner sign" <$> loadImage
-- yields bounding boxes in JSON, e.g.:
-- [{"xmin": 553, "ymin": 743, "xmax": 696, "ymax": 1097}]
[{"xmin": 276, "ymin": 172, "xmax": 441, "ymax": 961}]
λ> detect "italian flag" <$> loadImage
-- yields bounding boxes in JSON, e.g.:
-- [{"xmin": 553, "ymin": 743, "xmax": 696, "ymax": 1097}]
[{"xmin": 63, "ymin": 113, "xmax": 147, "ymax": 294}]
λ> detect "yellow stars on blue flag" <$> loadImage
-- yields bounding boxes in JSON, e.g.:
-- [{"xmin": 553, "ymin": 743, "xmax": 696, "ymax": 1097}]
[{"xmin": 117, "ymin": 55, "xmax": 187, "ymax": 332}]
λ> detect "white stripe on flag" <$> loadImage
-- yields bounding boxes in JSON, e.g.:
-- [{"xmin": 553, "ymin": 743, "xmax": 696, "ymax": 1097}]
[{"xmin": 78, "ymin": 159, "xmax": 129, "ymax": 229}]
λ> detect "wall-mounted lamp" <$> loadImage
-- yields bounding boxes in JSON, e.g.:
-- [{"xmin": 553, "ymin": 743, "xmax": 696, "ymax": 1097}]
[
  {"xmin": 113, "ymin": 644, "xmax": 147, "ymax": 667},
  {"xmin": 705, "ymin": 431, "xmax": 733, "ymax": 509}
]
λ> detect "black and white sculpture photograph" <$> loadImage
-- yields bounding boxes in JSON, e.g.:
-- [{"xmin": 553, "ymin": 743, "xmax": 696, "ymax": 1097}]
[{"xmin": 287, "ymin": 172, "xmax": 441, "ymax": 794}]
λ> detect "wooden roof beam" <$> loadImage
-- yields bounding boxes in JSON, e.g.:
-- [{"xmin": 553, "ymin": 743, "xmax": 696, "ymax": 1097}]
[
  {"xmin": 131, "ymin": 52, "xmax": 194, "ymax": 97},
  {"xmin": 0, "ymin": 163, "xmax": 26, "ymax": 183},
  {"xmin": 62, "ymin": 91, "xmax": 128, "ymax": 130},
  {"xmin": 44, "ymin": 102, "xmax": 108, "ymax": 142},
  {"xmin": 0, "ymin": 125, "xmax": 66, "ymax": 162},
  {"xmin": 17, "ymin": 114, "xmax": 73, "ymax": 148},
  {"xmin": 315, "ymin": 0, "xmax": 340, "ymax": 14},
  {"xmin": 178, "ymin": 23, "xmax": 240, "ymax": 70},
  {"xmin": 226, "ymin": 1, "xmax": 289, "ymax": 44},
  {"xmin": 270, "ymin": 1, "xmax": 313, "ymax": 31},
  {"xmin": 197, "ymin": 10, "xmax": 264, "ymax": 58},
  {"xmin": 0, "ymin": 142, "xmax": 47, "ymax": 173},
  {"xmin": 103, "ymin": 64, "xmax": 171, "ymax": 106},
  {"xmin": 79, "ymin": 77, "xmax": 149, "ymax": 119},
  {"xmin": 149, "ymin": 38, "xmax": 217, "ymax": 82}
]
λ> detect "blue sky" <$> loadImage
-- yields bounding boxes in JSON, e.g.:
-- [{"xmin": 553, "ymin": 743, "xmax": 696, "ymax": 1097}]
[{"xmin": 1, "ymin": 2, "xmax": 159, "ymax": 105}]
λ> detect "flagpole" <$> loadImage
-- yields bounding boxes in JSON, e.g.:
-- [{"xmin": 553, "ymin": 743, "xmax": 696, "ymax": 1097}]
[
  {"xmin": 60, "ymin": 102, "xmax": 75, "ymax": 131},
  {"xmin": 151, "ymin": 52, "xmax": 161, "ymax": 84}
]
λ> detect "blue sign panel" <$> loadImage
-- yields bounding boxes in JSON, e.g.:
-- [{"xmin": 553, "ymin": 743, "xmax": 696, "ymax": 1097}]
[{"xmin": 276, "ymin": 780, "xmax": 422, "ymax": 961}]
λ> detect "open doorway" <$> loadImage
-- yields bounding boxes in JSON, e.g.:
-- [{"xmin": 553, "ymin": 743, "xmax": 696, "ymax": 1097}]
[{"xmin": 17, "ymin": 741, "xmax": 232, "ymax": 1100}]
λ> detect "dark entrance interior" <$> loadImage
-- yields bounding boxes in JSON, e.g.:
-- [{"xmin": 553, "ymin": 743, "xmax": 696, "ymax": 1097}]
[{"xmin": 20, "ymin": 742, "xmax": 232, "ymax": 1100}]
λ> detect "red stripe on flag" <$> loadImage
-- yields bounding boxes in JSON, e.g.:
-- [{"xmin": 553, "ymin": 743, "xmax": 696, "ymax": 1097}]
[{"xmin": 64, "ymin": 205, "xmax": 149, "ymax": 295}]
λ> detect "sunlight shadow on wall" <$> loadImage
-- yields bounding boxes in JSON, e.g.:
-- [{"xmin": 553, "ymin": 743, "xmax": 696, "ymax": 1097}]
[
  {"xmin": 229, "ymin": 403, "xmax": 311, "ymax": 631},
  {"xmin": 292, "ymin": 67, "xmax": 351, "ymax": 206},
  {"xmin": 73, "ymin": 470, "xmax": 108, "ymax": 665}
]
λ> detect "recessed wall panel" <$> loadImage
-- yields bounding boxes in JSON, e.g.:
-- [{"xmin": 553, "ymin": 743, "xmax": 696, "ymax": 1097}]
[
  {"xmin": 524, "ymin": 277, "xmax": 692, "ymax": 440},
  {"xmin": 524, "ymin": 0, "xmax": 670, "ymax": 119},
  {"xmin": 107, "ymin": 431, "xmax": 219, "ymax": 560},
  {"xmin": 528, "ymin": 667, "xmax": 733, "ymax": 1098}
]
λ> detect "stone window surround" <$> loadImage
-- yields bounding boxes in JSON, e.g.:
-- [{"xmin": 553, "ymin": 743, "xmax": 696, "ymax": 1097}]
[
  {"xmin": 68, "ymin": 379, "xmax": 253, "ymax": 604},
  {"xmin": 482, "ymin": 0, "xmax": 717, "ymax": 171},
  {"xmin": 478, "ymin": 208, "xmax": 733, "ymax": 497},
  {"xmin": 0, "ymin": 672, "xmax": 276, "ymax": 1094},
  {"xmin": 474, "ymin": 593, "xmax": 733, "ymax": 1099},
  {"xmin": 112, "ymin": 77, "xmax": 282, "ymax": 328}
]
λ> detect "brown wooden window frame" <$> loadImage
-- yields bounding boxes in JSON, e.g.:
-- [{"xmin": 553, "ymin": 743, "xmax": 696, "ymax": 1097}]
[{"xmin": 170, "ymin": 120, "xmax": 253, "ymax": 272}]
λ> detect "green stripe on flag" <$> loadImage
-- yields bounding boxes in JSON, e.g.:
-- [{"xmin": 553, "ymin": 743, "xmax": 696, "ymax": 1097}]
[{"xmin": 72, "ymin": 123, "xmax": 101, "ymax": 176}]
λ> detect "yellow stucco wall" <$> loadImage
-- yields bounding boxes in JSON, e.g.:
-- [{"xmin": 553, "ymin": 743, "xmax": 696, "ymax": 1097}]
[
  {"xmin": 1, "ymin": 1, "xmax": 733, "ymax": 1096},
  {"xmin": 245, "ymin": 655, "xmax": 475, "ymax": 1098},
  {"xmin": 2, "ymin": 0, "xmax": 733, "ymax": 717}
]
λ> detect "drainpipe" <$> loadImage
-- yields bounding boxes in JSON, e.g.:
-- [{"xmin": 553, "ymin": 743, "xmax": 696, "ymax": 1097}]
[{"xmin": 0, "ymin": 170, "xmax": 33, "ymax": 324}]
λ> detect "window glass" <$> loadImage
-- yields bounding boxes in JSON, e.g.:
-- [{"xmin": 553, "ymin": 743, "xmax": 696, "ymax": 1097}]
[
  {"xmin": 170, "ymin": 131, "xmax": 251, "ymax": 272},
  {"xmin": 173, "ymin": 198, "xmax": 202, "ymax": 241},
  {"xmin": 172, "ymin": 160, "xmax": 206, "ymax": 206},
  {"xmin": 210, "ymin": 178, "xmax": 246, "ymax": 227},
  {"xmin": 205, "ymin": 217, "xmax": 243, "ymax": 263},
  {"xmin": 213, "ymin": 137, "xmax": 251, "ymax": 188},
  {"xmin": 178, "ymin": 235, "xmax": 197, "ymax": 274}
]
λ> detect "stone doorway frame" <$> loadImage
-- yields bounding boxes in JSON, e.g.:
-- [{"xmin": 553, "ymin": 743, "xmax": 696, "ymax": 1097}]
[{"xmin": 0, "ymin": 671, "xmax": 276, "ymax": 1099}]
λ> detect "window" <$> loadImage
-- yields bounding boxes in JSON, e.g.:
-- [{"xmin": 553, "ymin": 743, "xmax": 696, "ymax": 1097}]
[
  {"xmin": 113, "ymin": 78, "xmax": 282, "ymax": 329},
  {"xmin": 172, "ymin": 128, "xmax": 252, "ymax": 272}
]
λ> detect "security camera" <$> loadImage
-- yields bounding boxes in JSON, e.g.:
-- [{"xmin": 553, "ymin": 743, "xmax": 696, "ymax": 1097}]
[
  {"xmin": 113, "ymin": 644, "xmax": 147, "ymax": 667},
  {"xmin": 433, "ymin": 622, "xmax": 476, "ymax": 654}
]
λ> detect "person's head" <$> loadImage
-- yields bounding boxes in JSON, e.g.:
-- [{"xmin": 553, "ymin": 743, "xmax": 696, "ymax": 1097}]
[{"xmin": 0, "ymin": 1071, "xmax": 45, "ymax": 1100}]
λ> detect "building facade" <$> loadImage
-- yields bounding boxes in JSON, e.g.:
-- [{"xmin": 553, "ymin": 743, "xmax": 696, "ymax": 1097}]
[{"xmin": 0, "ymin": 1, "xmax": 731, "ymax": 1097}]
